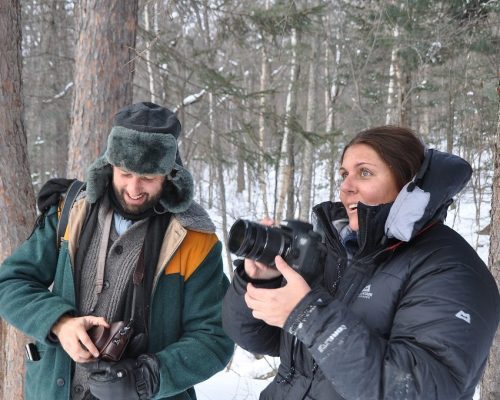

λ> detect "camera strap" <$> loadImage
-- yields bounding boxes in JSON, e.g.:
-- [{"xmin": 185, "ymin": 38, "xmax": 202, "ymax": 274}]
[
  {"xmin": 94, "ymin": 207, "xmax": 114, "ymax": 298},
  {"xmin": 56, "ymin": 179, "xmax": 85, "ymax": 249},
  {"xmin": 129, "ymin": 244, "xmax": 146, "ymax": 325}
]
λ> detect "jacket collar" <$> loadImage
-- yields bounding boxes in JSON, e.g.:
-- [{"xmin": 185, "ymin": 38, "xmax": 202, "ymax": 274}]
[
  {"xmin": 66, "ymin": 195, "xmax": 215, "ymax": 266},
  {"xmin": 312, "ymin": 201, "xmax": 393, "ymax": 261}
]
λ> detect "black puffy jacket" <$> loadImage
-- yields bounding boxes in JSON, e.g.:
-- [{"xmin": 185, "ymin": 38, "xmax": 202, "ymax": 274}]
[{"xmin": 222, "ymin": 150, "xmax": 500, "ymax": 400}]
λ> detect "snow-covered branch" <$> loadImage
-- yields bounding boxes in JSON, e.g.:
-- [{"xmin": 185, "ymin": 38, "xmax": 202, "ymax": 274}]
[
  {"xmin": 42, "ymin": 82, "xmax": 74, "ymax": 104},
  {"xmin": 173, "ymin": 89, "xmax": 206, "ymax": 113}
]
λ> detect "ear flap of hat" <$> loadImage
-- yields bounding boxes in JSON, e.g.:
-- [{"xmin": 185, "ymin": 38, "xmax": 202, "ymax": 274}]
[
  {"xmin": 159, "ymin": 165, "xmax": 194, "ymax": 213},
  {"xmin": 86, "ymin": 155, "xmax": 112, "ymax": 203}
]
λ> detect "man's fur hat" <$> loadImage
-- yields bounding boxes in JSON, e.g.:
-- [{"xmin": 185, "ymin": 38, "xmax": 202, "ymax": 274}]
[{"xmin": 86, "ymin": 102, "xmax": 193, "ymax": 213}]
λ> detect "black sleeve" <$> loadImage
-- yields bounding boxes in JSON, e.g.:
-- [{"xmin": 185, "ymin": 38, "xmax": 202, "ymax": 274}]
[
  {"xmin": 222, "ymin": 262, "xmax": 283, "ymax": 356},
  {"xmin": 283, "ymin": 250, "xmax": 500, "ymax": 400}
]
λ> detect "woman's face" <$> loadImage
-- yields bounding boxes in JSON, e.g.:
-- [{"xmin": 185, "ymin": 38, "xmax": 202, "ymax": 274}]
[{"xmin": 339, "ymin": 143, "xmax": 400, "ymax": 231}]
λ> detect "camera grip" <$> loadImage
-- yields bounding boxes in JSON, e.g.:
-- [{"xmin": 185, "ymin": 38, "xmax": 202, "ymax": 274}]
[{"xmin": 88, "ymin": 321, "xmax": 133, "ymax": 362}]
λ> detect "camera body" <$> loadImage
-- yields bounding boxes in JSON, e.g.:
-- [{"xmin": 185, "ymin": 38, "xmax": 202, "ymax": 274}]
[{"xmin": 228, "ymin": 219, "xmax": 325, "ymax": 285}]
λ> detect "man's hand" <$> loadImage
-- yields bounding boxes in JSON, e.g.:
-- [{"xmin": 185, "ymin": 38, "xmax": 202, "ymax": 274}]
[
  {"xmin": 84, "ymin": 354, "xmax": 160, "ymax": 400},
  {"xmin": 51, "ymin": 315, "xmax": 109, "ymax": 362},
  {"xmin": 245, "ymin": 256, "xmax": 311, "ymax": 328}
]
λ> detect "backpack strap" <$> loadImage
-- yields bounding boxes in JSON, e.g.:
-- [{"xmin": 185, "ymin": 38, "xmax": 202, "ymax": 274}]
[{"xmin": 56, "ymin": 179, "xmax": 85, "ymax": 249}]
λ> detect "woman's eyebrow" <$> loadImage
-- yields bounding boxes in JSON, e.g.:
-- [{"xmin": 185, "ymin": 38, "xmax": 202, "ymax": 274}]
[{"xmin": 340, "ymin": 161, "xmax": 377, "ymax": 170}]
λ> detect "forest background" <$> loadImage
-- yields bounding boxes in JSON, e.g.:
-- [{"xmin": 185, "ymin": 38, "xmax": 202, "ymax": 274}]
[{"xmin": 0, "ymin": 0, "xmax": 499, "ymax": 399}]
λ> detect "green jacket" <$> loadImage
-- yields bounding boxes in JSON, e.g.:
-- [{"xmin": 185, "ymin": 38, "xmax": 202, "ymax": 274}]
[{"xmin": 0, "ymin": 197, "xmax": 234, "ymax": 400}]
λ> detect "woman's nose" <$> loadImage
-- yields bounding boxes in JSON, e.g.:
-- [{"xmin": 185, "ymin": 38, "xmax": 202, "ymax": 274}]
[{"xmin": 340, "ymin": 175, "xmax": 355, "ymax": 193}]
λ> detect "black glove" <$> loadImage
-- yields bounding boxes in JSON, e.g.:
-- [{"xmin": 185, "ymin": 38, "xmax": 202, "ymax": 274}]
[{"xmin": 85, "ymin": 354, "xmax": 160, "ymax": 400}]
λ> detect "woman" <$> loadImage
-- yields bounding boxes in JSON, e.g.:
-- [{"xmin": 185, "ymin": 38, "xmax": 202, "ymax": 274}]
[{"xmin": 222, "ymin": 126, "xmax": 500, "ymax": 400}]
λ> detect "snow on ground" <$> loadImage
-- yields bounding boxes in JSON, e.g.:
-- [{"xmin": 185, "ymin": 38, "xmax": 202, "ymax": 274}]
[
  {"xmin": 196, "ymin": 347, "xmax": 276, "ymax": 400},
  {"xmin": 196, "ymin": 370, "xmax": 267, "ymax": 400}
]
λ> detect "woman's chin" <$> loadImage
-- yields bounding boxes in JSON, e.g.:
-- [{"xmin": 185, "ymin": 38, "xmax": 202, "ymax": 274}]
[{"xmin": 348, "ymin": 219, "xmax": 359, "ymax": 232}]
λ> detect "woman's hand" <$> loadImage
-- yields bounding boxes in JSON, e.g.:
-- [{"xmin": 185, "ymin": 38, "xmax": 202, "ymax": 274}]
[
  {"xmin": 244, "ymin": 217, "xmax": 282, "ymax": 280},
  {"xmin": 244, "ymin": 256, "xmax": 311, "ymax": 328},
  {"xmin": 244, "ymin": 258, "xmax": 283, "ymax": 280}
]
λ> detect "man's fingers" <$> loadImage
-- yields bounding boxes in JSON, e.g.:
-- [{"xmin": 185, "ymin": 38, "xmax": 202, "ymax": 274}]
[
  {"xmin": 60, "ymin": 334, "xmax": 96, "ymax": 362},
  {"xmin": 85, "ymin": 316, "xmax": 110, "ymax": 329},
  {"xmin": 73, "ymin": 348, "xmax": 96, "ymax": 363},
  {"xmin": 79, "ymin": 331, "xmax": 100, "ymax": 358},
  {"xmin": 54, "ymin": 316, "xmax": 110, "ymax": 362}
]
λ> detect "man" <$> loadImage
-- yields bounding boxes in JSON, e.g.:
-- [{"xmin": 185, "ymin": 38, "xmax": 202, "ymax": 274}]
[{"xmin": 0, "ymin": 102, "xmax": 234, "ymax": 400}]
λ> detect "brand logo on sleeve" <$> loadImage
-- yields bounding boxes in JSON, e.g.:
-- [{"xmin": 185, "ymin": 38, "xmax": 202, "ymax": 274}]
[
  {"xmin": 318, "ymin": 324, "xmax": 347, "ymax": 353},
  {"xmin": 455, "ymin": 310, "xmax": 471, "ymax": 324},
  {"xmin": 358, "ymin": 284, "xmax": 373, "ymax": 300}
]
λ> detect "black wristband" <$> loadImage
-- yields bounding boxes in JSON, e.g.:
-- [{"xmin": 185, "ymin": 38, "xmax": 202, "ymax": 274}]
[{"xmin": 134, "ymin": 367, "xmax": 148, "ymax": 400}]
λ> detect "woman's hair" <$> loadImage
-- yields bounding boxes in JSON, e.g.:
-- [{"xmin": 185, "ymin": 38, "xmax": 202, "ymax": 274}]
[{"xmin": 341, "ymin": 126, "xmax": 425, "ymax": 190}]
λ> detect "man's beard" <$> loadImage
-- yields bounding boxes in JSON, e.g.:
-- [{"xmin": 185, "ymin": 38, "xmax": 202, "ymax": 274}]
[{"xmin": 113, "ymin": 187, "xmax": 162, "ymax": 215}]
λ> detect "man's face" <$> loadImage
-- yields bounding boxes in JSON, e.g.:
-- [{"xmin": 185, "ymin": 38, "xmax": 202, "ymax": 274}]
[{"xmin": 112, "ymin": 166, "xmax": 165, "ymax": 214}]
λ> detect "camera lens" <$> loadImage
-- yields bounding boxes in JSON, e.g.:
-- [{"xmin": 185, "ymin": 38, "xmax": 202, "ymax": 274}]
[
  {"xmin": 228, "ymin": 219, "xmax": 291, "ymax": 265},
  {"xmin": 228, "ymin": 220, "xmax": 256, "ymax": 254}
]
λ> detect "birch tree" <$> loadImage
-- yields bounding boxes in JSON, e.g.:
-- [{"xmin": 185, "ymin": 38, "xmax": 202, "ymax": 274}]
[
  {"xmin": 299, "ymin": 31, "xmax": 320, "ymax": 221},
  {"xmin": 323, "ymin": 6, "xmax": 342, "ymax": 201},
  {"xmin": 385, "ymin": 25, "xmax": 399, "ymax": 125},
  {"xmin": 276, "ymin": 21, "xmax": 301, "ymax": 223},
  {"xmin": 143, "ymin": 0, "xmax": 159, "ymax": 103},
  {"xmin": 257, "ymin": 26, "xmax": 272, "ymax": 217}
]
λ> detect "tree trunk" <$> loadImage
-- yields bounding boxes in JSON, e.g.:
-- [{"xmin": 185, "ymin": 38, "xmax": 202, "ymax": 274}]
[
  {"xmin": 300, "ymin": 33, "xmax": 320, "ymax": 221},
  {"xmin": 236, "ymin": 149, "xmax": 245, "ymax": 193},
  {"xmin": 24, "ymin": 0, "xmax": 74, "ymax": 191},
  {"xmin": 0, "ymin": 0, "xmax": 36, "ymax": 397},
  {"xmin": 258, "ymin": 41, "xmax": 271, "ymax": 217},
  {"xmin": 446, "ymin": 62, "xmax": 455, "ymax": 153},
  {"xmin": 419, "ymin": 64, "xmax": 430, "ymax": 135},
  {"xmin": 286, "ymin": 134, "xmax": 296, "ymax": 220},
  {"xmin": 398, "ymin": 69, "xmax": 412, "ymax": 127},
  {"xmin": 143, "ymin": 0, "xmax": 158, "ymax": 103},
  {"xmin": 385, "ymin": 25, "xmax": 399, "ymax": 125},
  {"xmin": 324, "ymin": 9, "xmax": 341, "ymax": 202},
  {"xmin": 276, "ymin": 25, "xmax": 301, "ymax": 223},
  {"xmin": 67, "ymin": 0, "xmax": 138, "ymax": 179},
  {"xmin": 481, "ymin": 83, "xmax": 500, "ymax": 399}
]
